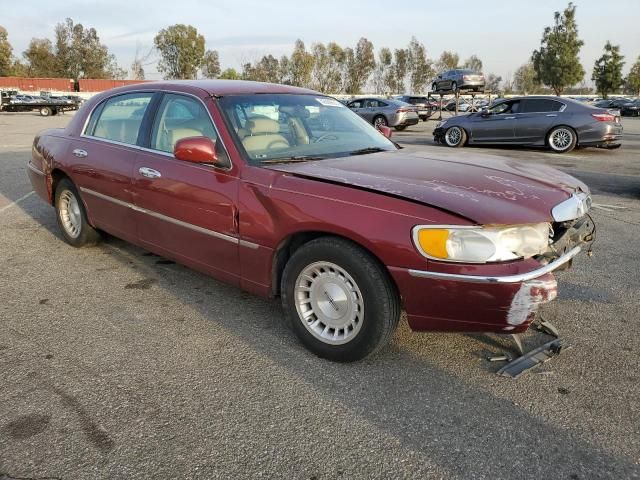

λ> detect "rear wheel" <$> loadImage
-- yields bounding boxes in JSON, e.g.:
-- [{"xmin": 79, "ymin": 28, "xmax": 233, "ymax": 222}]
[
  {"xmin": 281, "ymin": 237, "xmax": 400, "ymax": 362},
  {"xmin": 39, "ymin": 107, "xmax": 52, "ymax": 117},
  {"xmin": 444, "ymin": 126, "xmax": 467, "ymax": 147},
  {"xmin": 54, "ymin": 178, "xmax": 101, "ymax": 247},
  {"xmin": 451, "ymin": 81, "xmax": 458, "ymax": 92},
  {"xmin": 395, "ymin": 125, "xmax": 407, "ymax": 131},
  {"xmin": 432, "ymin": 83, "xmax": 438, "ymax": 92},
  {"xmin": 547, "ymin": 126, "xmax": 576, "ymax": 153},
  {"xmin": 373, "ymin": 115, "xmax": 388, "ymax": 129}
]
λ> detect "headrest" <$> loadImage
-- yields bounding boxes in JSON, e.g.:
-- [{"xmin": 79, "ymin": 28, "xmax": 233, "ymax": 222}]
[{"xmin": 247, "ymin": 118, "xmax": 280, "ymax": 134}]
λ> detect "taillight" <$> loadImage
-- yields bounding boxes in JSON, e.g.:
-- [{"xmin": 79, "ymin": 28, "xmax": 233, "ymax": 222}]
[
  {"xmin": 592, "ymin": 113, "xmax": 615, "ymax": 122},
  {"xmin": 397, "ymin": 108, "xmax": 409, "ymax": 113},
  {"xmin": 463, "ymin": 75, "xmax": 470, "ymax": 81}
]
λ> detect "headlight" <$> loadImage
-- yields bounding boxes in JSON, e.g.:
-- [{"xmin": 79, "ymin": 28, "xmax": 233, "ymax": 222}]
[
  {"xmin": 436, "ymin": 120, "xmax": 448, "ymax": 128},
  {"xmin": 412, "ymin": 224, "xmax": 551, "ymax": 263}
]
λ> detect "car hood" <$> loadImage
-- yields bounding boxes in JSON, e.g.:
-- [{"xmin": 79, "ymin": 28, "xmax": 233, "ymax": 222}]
[{"xmin": 265, "ymin": 150, "xmax": 588, "ymax": 224}]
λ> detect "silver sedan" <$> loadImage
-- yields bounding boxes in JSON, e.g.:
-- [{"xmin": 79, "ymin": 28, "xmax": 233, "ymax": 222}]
[{"xmin": 347, "ymin": 98, "xmax": 420, "ymax": 131}]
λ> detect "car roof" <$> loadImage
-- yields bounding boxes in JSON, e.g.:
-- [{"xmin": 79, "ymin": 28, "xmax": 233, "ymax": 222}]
[{"xmin": 110, "ymin": 80, "xmax": 319, "ymax": 97}]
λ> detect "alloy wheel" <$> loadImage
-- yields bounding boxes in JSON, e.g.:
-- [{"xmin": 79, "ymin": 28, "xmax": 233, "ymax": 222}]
[
  {"xmin": 445, "ymin": 126, "xmax": 463, "ymax": 146},
  {"xmin": 550, "ymin": 128, "xmax": 573, "ymax": 151}
]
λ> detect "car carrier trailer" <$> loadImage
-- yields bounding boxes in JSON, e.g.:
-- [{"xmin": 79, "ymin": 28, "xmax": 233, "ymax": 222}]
[{"xmin": 1, "ymin": 91, "xmax": 79, "ymax": 116}]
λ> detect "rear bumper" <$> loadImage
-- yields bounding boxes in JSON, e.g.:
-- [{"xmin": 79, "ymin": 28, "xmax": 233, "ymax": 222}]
[
  {"xmin": 389, "ymin": 247, "xmax": 581, "ymax": 334},
  {"xmin": 578, "ymin": 122, "xmax": 623, "ymax": 146},
  {"xmin": 27, "ymin": 162, "xmax": 51, "ymax": 203}
]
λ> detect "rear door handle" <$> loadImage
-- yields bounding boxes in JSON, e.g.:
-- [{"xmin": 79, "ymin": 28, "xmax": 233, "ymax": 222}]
[
  {"xmin": 138, "ymin": 167, "xmax": 161, "ymax": 179},
  {"xmin": 72, "ymin": 148, "xmax": 88, "ymax": 158},
  {"xmin": 504, "ymin": 116, "xmax": 516, "ymax": 120},
  {"xmin": 546, "ymin": 114, "xmax": 558, "ymax": 117}
]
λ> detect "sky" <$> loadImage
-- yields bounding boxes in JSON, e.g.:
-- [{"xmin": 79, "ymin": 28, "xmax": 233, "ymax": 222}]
[{"xmin": 3, "ymin": 0, "xmax": 639, "ymax": 84}]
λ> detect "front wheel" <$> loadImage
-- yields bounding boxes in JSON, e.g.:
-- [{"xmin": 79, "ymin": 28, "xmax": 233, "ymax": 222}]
[
  {"xmin": 451, "ymin": 81, "xmax": 458, "ymax": 92},
  {"xmin": 281, "ymin": 237, "xmax": 400, "ymax": 362},
  {"xmin": 443, "ymin": 126, "xmax": 467, "ymax": 147},
  {"xmin": 54, "ymin": 178, "xmax": 101, "ymax": 247},
  {"xmin": 394, "ymin": 125, "xmax": 407, "ymax": 131},
  {"xmin": 547, "ymin": 126, "xmax": 576, "ymax": 153}
]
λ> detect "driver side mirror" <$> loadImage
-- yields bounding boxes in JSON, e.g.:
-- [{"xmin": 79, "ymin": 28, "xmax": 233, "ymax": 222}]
[
  {"xmin": 480, "ymin": 107, "xmax": 491, "ymax": 118},
  {"xmin": 377, "ymin": 125, "xmax": 392, "ymax": 139},
  {"xmin": 174, "ymin": 136, "xmax": 219, "ymax": 165}
]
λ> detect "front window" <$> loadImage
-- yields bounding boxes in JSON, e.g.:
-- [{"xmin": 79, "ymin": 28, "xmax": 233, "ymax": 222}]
[
  {"xmin": 219, "ymin": 94, "xmax": 396, "ymax": 164},
  {"xmin": 489, "ymin": 101, "xmax": 520, "ymax": 115}
]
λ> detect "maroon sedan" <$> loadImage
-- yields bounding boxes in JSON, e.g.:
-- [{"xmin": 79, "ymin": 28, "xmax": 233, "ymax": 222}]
[{"xmin": 27, "ymin": 80, "xmax": 594, "ymax": 361}]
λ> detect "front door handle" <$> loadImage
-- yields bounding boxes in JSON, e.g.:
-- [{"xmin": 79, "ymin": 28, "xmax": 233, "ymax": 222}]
[
  {"xmin": 546, "ymin": 114, "xmax": 558, "ymax": 117},
  {"xmin": 504, "ymin": 116, "xmax": 516, "ymax": 120},
  {"xmin": 138, "ymin": 167, "xmax": 161, "ymax": 179},
  {"xmin": 72, "ymin": 148, "xmax": 88, "ymax": 158}
]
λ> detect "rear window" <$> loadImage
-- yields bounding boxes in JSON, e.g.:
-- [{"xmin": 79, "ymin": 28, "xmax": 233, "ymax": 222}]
[
  {"xmin": 522, "ymin": 99, "xmax": 564, "ymax": 113},
  {"xmin": 88, "ymin": 93, "xmax": 153, "ymax": 145}
]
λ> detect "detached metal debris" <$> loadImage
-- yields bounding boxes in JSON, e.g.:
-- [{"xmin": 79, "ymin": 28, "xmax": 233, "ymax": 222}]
[{"xmin": 497, "ymin": 339, "xmax": 572, "ymax": 379}]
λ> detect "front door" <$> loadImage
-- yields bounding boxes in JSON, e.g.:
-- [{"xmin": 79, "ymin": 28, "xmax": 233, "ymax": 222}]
[
  {"xmin": 469, "ymin": 100, "xmax": 520, "ymax": 143},
  {"xmin": 131, "ymin": 92, "xmax": 240, "ymax": 285}
]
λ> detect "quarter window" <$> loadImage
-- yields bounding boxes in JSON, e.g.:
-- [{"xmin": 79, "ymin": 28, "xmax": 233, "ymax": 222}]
[{"xmin": 90, "ymin": 93, "xmax": 153, "ymax": 145}]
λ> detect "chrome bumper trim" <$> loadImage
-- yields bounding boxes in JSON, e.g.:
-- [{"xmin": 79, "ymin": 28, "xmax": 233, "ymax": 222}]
[
  {"xmin": 408, "ymin": 246, "xmax": 581, "ymax": 284},
  {"xmin": 27, "ymin": 163, "xmax": 45, "ymax": 176}
]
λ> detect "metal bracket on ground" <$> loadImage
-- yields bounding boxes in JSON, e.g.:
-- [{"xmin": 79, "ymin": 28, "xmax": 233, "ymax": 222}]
[{"xmin": 497, "ymin": 338, "xmax": 572, "ymax": 379}]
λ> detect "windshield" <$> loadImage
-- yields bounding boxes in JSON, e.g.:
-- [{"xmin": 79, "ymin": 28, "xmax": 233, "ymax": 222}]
[{"xmin": 218, "ymin": 94, "xmax": 396, "ymax": 164}]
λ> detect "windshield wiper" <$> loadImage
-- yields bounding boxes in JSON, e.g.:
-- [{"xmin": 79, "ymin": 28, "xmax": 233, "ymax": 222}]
[
  {"xmin": 348, "ymin": 147, "xmax": 387, "ymax": 156},
  {"xmin": 260, "ymin": 155, "xmax": 325, "ymax": 164}
]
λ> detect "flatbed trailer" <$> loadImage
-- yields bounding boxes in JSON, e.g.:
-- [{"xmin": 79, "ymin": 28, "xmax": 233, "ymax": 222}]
[{"xmin": 0, "ymin": 101, "xmax": 79, "ymax": 116}]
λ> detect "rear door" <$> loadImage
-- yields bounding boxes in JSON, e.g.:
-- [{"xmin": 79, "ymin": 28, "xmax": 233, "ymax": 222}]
[
  {"xmin": 72, "ymin": 91, "xmax": 155, "ymax": 242},
  {"xmin": 131, "ymin": 92, "xmax": 240, "ymax": 285},
  {"xmin": 514, "ymin": 99, "xmax": 564, "ymax": 143},
  {"xmin": 468, "ymin": 100, "xmax": 519, "ymax": 143}
]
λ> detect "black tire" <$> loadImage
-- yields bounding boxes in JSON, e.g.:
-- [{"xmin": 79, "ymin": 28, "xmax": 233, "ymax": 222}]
[
  {"xmin": 432, "ymin": 83, "xmax": 438, "ymax": 92},
  {"xmin": 54, "ymin": 178, "xmax": 101, "ymax": 247},
  {"xmin": 373, "ymin": 115, "xmax": 388, "ymax": 129},
  {"xmin": 420, "ymin": 115, "xmax": 428, "ymax": 121},
  {"xmin": 451, "ymin": 81, "xmax": 458, "ymax": 92},
  {"xmin": 547, "ymin": 126, "xmax": 577, "ymax": 153},
  {"xmin": 394, "ymin": 125, "xmax": 407, "ymax": 131},
  {"xmin": 443, "ymin": 126, "xmax": 467, "ymax": 148},
  {"xmin": 40, "ymin": 107, "xmax": 52, "ymax": 117},
  {"xmin": 281, "ymin": 237, "xmax": 400, "ymax": 362}
]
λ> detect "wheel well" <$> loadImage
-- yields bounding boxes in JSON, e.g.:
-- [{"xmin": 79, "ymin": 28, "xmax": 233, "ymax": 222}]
[
  {"xmin": 50, "ymin": 169, "xmax": 69, "ymax": 204},
  {"xmin": 270, "ymin": 231, "xmax": 400, "ymax": 301}
]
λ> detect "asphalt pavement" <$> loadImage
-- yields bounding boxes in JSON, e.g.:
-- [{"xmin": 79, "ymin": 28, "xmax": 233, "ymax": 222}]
[{"xmin": 1, "ymin": 111, "xmax": 639, "ymax": 479}]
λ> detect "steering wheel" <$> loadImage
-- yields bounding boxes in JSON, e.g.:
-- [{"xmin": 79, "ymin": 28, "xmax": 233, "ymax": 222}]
[{"xmin": 313, "ymin": 133, "xmax": 338, "ymax": 143}]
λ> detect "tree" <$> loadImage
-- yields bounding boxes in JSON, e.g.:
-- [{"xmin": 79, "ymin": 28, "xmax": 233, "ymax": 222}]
[
  {"xmin": 201, "ymin": 50, "xmax": 221, "ymax": 79},
  {"xmin": 154, "ymin": 24, "xmax": 205, "ymax": 79},
  {"xmin": 0, "ymin": 26, "xmax": 13, "ymax": 76},
  {"xmin": 130, "ymin": 43, "xmax": 154, "ymax": 80},
  {"xmin": 592, "ymin": 41, "xmax": 624, "ymax": 98},
  {"xmin": 278, "ymin": 55, "xmax": 291, "ymax": 85},
  {"xmin": 219, "ymin": 68, "xmax": 240, "ymax": 80},
  {"xmin": 485, "ymin": 73, "xmax": 502, "ymax": 93},
  {"xmin": 626, "ymin": 57, "xmax": 640, "ymax": 96},
  {"xmin": 463, "ymin": 55, "xmax": 483, "ymax": 72},
  {"xmin": 373, "ymin": 47, "xmax": 393, "ymax": 94},
  {"xmin": 391, "ymin": 48, "xmax": 409, "ymax": 93},
  {"xmin": 310, "ymin": 43, "xmax": 344, "ymax": 93},
  {"xmin": 531, "ymin": 2, "xmax": 584, "ymax": 95},
  {"xmin": 289, "ymin": 39, "xmax": 314, "ymax": 87},
  {"xmin": 53, "ymin": 18, "xmax": 124, "ymax": 80},
  {"xmin": 23, "ymin": 38, "xmax": 57, "ymax": 77},
  {"xmin": 343, "ymin": 38, "xmax": 375, "ymax": 94},
  {"xmin": 436, "ymin": 51, "xmax": 459, "ymax": 72},
  {"xmin": 513, "ymin": 62, "xmax": 541, "ymax": 94},
  {"xmin": 407, "ymin": 37, "xmax": 433, "ymax": 94}
]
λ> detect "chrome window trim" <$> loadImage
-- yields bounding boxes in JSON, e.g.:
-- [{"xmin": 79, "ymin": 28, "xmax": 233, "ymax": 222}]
[
  {"xmin": 80, "ymin": 88, "xmax": 233, "ymax": 171},
  {"xmin": 408, "ymin": 246, "xmax": 581, "ymax": 284},
  {"xmin": 79, "ymin": 187, "xmax": 259, "ymax": 249}
]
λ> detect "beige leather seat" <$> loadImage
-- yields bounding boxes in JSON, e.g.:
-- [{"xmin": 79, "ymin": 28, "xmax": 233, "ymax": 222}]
[
  {"xmin": 242, "ymin": 118, "xmax": 289, "ymax": 152},
  {"xmin": 168, "ymin": 128, "xmax": 203, "ymax": 148}
]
